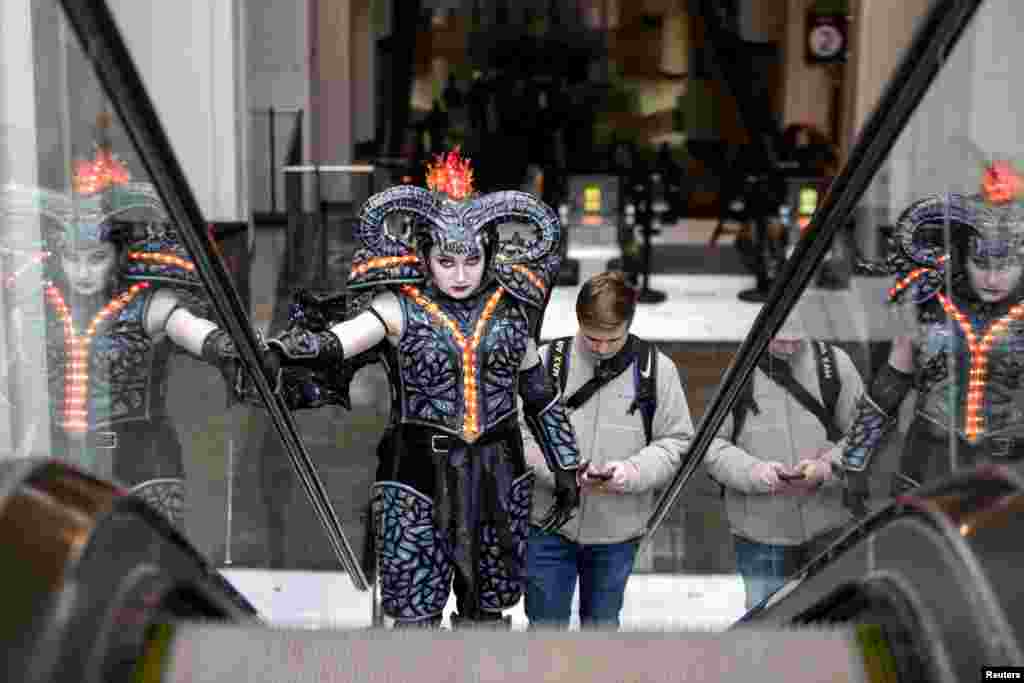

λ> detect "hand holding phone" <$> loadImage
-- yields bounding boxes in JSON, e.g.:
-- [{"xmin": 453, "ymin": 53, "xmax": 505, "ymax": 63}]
[
  {"xmin": 777, "ymin": 469, "xmax": 806, "ymax": 481},
  {"xmin": 587, "ymin": 469, "xmax": 615, "ymax": 481}
]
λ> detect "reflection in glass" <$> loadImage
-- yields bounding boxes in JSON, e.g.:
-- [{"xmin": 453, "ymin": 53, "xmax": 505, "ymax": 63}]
[
  {"xmin": 706, "ymin": 305, "xmax": 866, "ymax": 610},
  {"xmin": 845, "ymin": 179, "xmax": 1024, "ymax": 504},
  {"xmin": 1, "ymin": 130, "xmax": 232, "ymax": 528}
]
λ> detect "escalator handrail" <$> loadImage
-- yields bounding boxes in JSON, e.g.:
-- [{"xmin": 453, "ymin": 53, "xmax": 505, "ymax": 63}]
[
  {"xmin": 59, "ymin": 0, "xmax": 368, "ymax": 591},
  {"xmin": 645, "ymin": 0, "xmax": 984, "ymax": 542}
]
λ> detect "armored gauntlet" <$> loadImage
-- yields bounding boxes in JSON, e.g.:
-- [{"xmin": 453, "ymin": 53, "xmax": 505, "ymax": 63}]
[
  {"xmin": 844, "ymin": 363, "xmax": 914, "ymax": 472},
  {"xmin": 519, "ymin": 362, "xmax": 581, "ymax": 532},
  {"xmin": 843, "ymin": 363, "xmax": 914, "ymax": 516}
]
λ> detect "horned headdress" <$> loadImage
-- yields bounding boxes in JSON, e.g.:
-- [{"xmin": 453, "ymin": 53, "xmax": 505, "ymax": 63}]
[
  {"xmin": 346, "ymin": 148, "xmax": 562, "ymax": 309},
  {"xmin": 887, "ymin": 160, "xmax": 1024, "ymax": 305}
]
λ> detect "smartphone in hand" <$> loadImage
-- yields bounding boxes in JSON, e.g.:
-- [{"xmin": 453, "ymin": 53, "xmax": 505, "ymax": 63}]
[
  {"xmin": 777, "ymin": 470, "xmax": 806, "ymax": 481},
  {"xmin": 587, "ymin": 470, "xmax": 615, "ymax": 481}
]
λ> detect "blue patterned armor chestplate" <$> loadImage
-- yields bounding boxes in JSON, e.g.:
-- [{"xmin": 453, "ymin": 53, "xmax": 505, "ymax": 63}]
[
  {"xmin": 395, "ymin": 282, "xmax": 529, "ymax": 442},
  {"xmin": 914, "ymin": 294, "xmax": 1024, "ymax": 444},
  {"xmin": 44, "ymin": 283, "xmax": 171, "ymax": 432}
]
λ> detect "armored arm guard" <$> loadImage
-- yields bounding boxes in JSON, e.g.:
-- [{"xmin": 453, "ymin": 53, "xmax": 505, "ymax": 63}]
[
  {"xmin": 519, "ymin": 360, "xmax": 580, "ymax": 532},
  {"xmin": 268, "ymin": 290, "xmax": 381, "ymax": 411},
  {"xmin": 200, "ymin": 327, "xmax": 245, "ymax": 397},
  {"xmin": 843, "ymin": 363, "xmax": 915, "ymax": 472},
  {"xmin": 519, "ymin": 361, "xmax": 580, "ymax": 472}
]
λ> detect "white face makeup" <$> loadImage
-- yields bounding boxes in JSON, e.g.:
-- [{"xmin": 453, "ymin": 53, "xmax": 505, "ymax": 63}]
[
  {"xmin": 966, "ymin": 256, "xmax": 1023, "ymax": 302},
  {"xmin": 61, "ymin": 242, "xmax": 117, "ymax": 297},
  {"xmin": 429, "ymin": 248, "xmax": 485, "ymax": 299},
  {"xmin": 578, "ymin": 321, "xmax": 630, "ymax": 361}
]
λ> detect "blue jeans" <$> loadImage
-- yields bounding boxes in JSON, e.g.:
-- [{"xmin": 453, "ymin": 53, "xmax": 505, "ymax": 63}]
[
  {"xmin": 524, "ymin": 526, "xmax": 639, "ymax": 629},
  {"xmin": 733, "ymin": 528, "xmax": 845, "ymax": 610}
]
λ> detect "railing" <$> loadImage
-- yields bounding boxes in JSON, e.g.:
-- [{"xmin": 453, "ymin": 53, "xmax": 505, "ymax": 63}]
[
  {"xmin": 249, "ymin": 107, "xmax": 303, "ymax": 216},
  {"xmin": 280, "ymin": 164, "xmax": 378, "ymax": 292}
]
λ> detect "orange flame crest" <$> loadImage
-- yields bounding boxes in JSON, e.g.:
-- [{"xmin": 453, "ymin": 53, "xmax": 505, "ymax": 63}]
[
  {"xmin": 73, "ymin": 146, "xmax": 131, "ymax": 195},
  {"xmin": 425, "ymin": 147, "xmax": 475, "ymax": 201},
  {"xmin": 981, "ymin": 160, "xmax": 1022, "ymax": 204}
]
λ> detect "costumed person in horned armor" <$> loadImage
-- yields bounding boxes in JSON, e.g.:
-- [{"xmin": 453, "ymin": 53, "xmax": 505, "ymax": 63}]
[
  {"xmin": 843, "ymin": 159, "xmax": 1024, "ymax": 511},
  {"xmin": 265, "ymin": 148, "xmax": 582, "ymax": 628},
  {"xmin": 0, "ymin": 137, "xmax": 243, "ymax": 527}
]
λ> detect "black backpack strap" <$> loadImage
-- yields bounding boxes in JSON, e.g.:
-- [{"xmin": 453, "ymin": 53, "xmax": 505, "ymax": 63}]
[
  {"xmin": 628, "ymin": 340, "xmax": 658, "ymax": 445},
  {"xmin": 546, "ymin": 336, "xmax": 572, "ymax": 396},
  {"xmin": 812, "ymin": 341, "xmax": 842, "ymax": 441},
  {"xmin": 564, "ymin": 335, "xmax": 637, "ymax": 411},
  {"xmin": 760, "ymin": 352, "xmax": 843, "ymax": 443},
  {"xmin": 731, "ymin": 374, "xmax": 759, "ymax": 443}
]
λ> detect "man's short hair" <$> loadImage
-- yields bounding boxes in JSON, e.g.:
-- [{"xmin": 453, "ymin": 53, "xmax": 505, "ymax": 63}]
[{"xmin": 576, "ymin": 271, "xmax": 638, "ymax": 329}]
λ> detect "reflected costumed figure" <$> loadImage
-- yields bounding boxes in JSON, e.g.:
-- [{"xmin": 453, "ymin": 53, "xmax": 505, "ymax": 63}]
[
  {"xmin": 268, "ymin": 149, "xmax": 581, "ymax": 627},
  {"xmin": 843, "ymin": 161, "xmax": 1024, "ymax": 507},
  {"xmin": 0, "ymin": 142, "xmax": 243, "ymax": 527}
]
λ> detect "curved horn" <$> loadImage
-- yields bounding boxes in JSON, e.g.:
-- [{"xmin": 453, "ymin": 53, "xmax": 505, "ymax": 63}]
[
  {"xmin": 356, "ymin": 184, "xmax": 444, "ymax": 254},
  {"xmin": 464, "ymin": 190, "xmax": 560, "ymax": 266},
  {"xmin": 98, "ymin": 181, "xmax": 170, "ymax": 222},
  {"xmin": 894, "ymin": 193, "xmax": 974, "ymax": 269}
]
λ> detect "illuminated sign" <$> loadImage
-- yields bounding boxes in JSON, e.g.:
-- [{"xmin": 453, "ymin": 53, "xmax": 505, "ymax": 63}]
[
  {"xmin": 797, "ymin": 186, "xmax": 819, "ymax": 232},
  {"xmin": 798, "ymin": 187, "xmax": 819, "ymax": 216}
]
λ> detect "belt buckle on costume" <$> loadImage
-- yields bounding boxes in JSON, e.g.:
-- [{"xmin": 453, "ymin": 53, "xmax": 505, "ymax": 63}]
[
  {"xmin": 92, "ymin": 431, "xmax": 118, "ymax": 449},
  {"xmin": 988, "ymin": 435, "xmax": 1013, "ymax": 458},
  {"xmin": 431, "ymin": 434, "xmax": 452, "ymax": 454}
]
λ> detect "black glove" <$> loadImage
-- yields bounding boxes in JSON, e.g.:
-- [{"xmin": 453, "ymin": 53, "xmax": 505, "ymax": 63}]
[
  {"xmin": 266, "ymin": 327, "xmax": 344, "ymax": 368},
  {"xmin": 844, "ymin": 470, "xmax": 871, "ymax": 519},
  {"xmin": 537, "ymin": 466, "xmax": 580, "ymax": 533},
  {"xmin": 203, "ymin": 328, "xmax": 284, "ymax": 403}
]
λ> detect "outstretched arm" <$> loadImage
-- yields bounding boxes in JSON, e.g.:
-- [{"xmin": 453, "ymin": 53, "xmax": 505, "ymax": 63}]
[{"xmin": 269, "ymin": 291, "xmax": 400, "ymax": 367}]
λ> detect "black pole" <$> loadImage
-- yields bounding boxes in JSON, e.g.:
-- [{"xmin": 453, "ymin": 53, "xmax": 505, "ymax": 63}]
[
  {"xmin": 269, "ymin": 107, "xmax": 277, "ymax": 213},
  {"xmin": 317, "ymin": 167, "xmax": 328, "ymax": 290},
  {"xmin": 637, "ymin": 171, "xmax": 666, "ymax": 304}
]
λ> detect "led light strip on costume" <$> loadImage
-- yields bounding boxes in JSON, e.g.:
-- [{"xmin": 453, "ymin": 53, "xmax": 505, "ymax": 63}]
[
  {"xmin": 3, "ymin": 251, "xmax": 50, "ymax": 289},
  {"xmin": 127, "ymin": 251, "xmax": 195, "ymax": 271},
  {"xmin": 400, "ymin": 284, "xmax": 504, "ymax": 441},
  {"xmin": 888, "ymin": 255, "xmax": 949, "ymax": 300},
  {"xmin": 45, "ymin": 281, "xmax": 150, "ymax": 433},
  {"xmin": 349, "ymin": 254, "xmax": 420, "ymax": 278},
  {"xmin": 936, "ymin": 292, "xmax": 1024, "ymax": 442},
  {"xmin": 510, "ymin": 263, "xmax": 547, "ymax": 295}
]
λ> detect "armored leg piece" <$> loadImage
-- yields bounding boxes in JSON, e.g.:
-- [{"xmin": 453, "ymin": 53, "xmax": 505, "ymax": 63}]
[
  {"xmin": 371, "ymin": 482, "xmax": 453, "ymax": 625},
  {"xmin": 129, "ymin": 477, "xmax": 185, "ymax": 528}
]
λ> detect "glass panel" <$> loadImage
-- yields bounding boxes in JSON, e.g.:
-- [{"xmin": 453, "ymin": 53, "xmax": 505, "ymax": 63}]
[
  {"xmin": 0, "ymin": 0, "xmax": 356, "ymax": 581},
  {"xmin": 672, "ymin": 0, "xmax": 1024, "ymax": 617}
]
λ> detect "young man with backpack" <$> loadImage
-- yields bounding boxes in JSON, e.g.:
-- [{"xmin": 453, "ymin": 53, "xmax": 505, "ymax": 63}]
[
  {"xmin": 522, "ymin": 271, "xmax": 694, "ymax": 629},
  {"xmin": 705, "ymin": 309, "xmax": 865, "ymax": 611}
]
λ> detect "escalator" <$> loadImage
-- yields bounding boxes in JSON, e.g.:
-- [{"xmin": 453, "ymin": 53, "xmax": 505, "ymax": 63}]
[{"xmin": 2, "ymin": 0, "xmax": 1023, "ymax": 681}]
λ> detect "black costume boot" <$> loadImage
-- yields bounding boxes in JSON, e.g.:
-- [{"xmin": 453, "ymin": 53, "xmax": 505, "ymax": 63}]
[
  {"xmin": 391, "ymin": 615, "xmax": 443, "ymax": 630},
  {"xmin": 449, "ymin": 611, "xmax": 512, "ymax": 630}
]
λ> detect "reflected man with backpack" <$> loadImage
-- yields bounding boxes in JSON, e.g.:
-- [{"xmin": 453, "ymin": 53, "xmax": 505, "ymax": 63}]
[
  {"xmin": 522, "ymin": 271, "xmax": 694, "ymax": 629},
  {"xmin": 705, "ymin": 309, "xmax": 865, "ymax": 611}
]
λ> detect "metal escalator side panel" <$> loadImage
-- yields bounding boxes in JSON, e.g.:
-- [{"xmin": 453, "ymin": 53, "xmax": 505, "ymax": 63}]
[{"xmin": 744, "ymin": 512, "xmax": 1021, "ymax": 680}]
